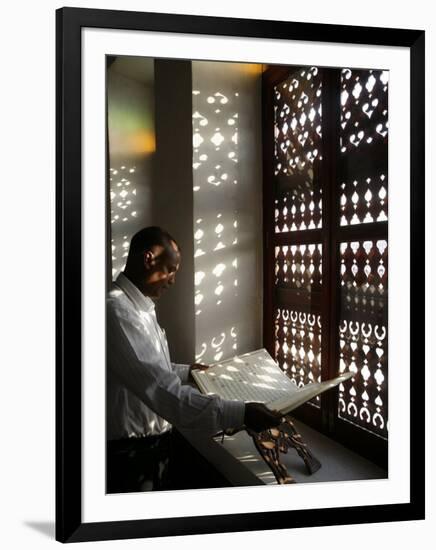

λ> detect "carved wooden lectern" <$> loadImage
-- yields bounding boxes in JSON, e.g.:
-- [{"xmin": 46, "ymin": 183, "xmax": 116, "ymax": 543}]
[{"xmin": 246, "ymin": 415, "xmax": 321, "ymax": 484}]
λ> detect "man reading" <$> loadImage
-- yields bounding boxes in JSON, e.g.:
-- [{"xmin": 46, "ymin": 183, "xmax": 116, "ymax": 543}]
[{"xmin": 106, "ymin": 226, "xmax": 282, "ymax": 492}]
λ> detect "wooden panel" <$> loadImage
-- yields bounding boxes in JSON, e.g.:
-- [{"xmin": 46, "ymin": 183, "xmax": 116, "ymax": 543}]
[
  {"xmin": 273, "ymin": 67, "xmax": 323, "ymax": 234},
  {"xmin": 275, "ymin": 287, "xmax": 322, "ymax": 313}
]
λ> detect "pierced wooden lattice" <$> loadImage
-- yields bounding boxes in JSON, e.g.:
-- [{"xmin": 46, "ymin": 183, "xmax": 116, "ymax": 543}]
[
  {"xmin": 340, "ymin": 69, "xmax": 389, "ymax": 226},
  {"xmin": 340, "ymin": 69, "xmax": 388, "ymax": 155},
  {"xmin": 274, "ymin": 67, "xmax": 322, "ymax": 232},
  {"xmin": 275, "ymin": 308, "xmax": 322, "ymax": 406},
  {"xmin": 340, "ymin": 240, "xmax": 388, "ymax": 323},
  {"xmin": 340, "ymin": 173, "xmax": 388, "ymax": 226},
  {"xmin": 275, "ymin": 244, "xmax": 322, "ymax": 291},
  {"xmin": 338, "ymin": 240, "xmax": 388, "ymax": 438}
]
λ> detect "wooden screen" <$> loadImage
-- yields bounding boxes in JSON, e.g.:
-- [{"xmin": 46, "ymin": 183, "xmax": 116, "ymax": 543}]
[{"xmin": 263, "ymin": 65, "xmax": 388, "ymax": 467}]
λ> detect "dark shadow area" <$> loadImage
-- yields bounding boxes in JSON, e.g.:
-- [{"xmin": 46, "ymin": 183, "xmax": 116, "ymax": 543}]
[{"xmin": 23, "ymin": 521, "xmax": 54, "ymax": 539}]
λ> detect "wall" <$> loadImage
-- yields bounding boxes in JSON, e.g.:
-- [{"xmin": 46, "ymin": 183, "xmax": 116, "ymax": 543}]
[
  {"xmin": 107, "ymin": 57, "xmax": 155, "ymax": 279},
  {"xmin": 152, "ymin": 60, "xmax": 196, "ymax": 363},
  {"xmin": 192, "ymin": 61, "xmax": 263, "ymax": 363},
  {"xmin": 107, "ymin": 59, "xmax": 263, "ymax": 365},
  {"xmin": 1, "ymin": 1, "xmax": 433, "ymax": 549}
]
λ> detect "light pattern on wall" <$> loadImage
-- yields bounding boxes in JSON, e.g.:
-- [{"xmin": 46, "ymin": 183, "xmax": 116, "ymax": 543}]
[
  {"xmin": 275, "ymin": 308, "xmax": 322, "ymax": 406},
  {"xmin": 338, "ymin": 240, "xmax": 388, "ymax": 438},
  {"xmin": 109, "ymin": 165, "xmax": 138, "ymax": 279},
  {"xmin": 192, "ymin": 88, "xmax": 240, "ymax": 363},
  {"xmin": 273, "ymin": 67, "xmax": 323, "ymax": 232}
]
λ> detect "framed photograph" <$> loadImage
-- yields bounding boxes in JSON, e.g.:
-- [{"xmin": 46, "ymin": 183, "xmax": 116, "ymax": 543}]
[{"xmin": 56, "ymin": 7, "xmax": 425, "ymax": 543}]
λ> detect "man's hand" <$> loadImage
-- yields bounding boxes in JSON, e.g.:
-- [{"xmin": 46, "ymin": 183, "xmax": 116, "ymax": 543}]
[
  {"xmin": 189, "ymin": 363, "xmax": 209, "ymax": 381},
  {"xmin": 244, "ymin": 402, "xmax": 283, "ymax": 433},
  {"xmin": 190, "ymin": 363, "xmax": 209, "ymax": 372}
]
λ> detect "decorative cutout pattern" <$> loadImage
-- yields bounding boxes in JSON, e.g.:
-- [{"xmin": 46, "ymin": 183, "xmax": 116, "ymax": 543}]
[
  {"xmin": 338, "ymin": 240, "xmax": 388, "ymax": 438},
  {"xmin": 340, "ymin": 69, "xmax": 389, "ymax": 226},
  {"xmin": 275, "ymin": 244, "xmax": 322, "ymax": 291},
  {"xmin": 340, "ymin": 69, "xmax": 389, "ymax": 155},
  {"xmin": 340, "ymin": 240, "xmax": 388, "ymax": 322},
  {"xmin": 273, "ymin": 67, "xmax": 323, "ymax": 232},
  {"xmin": 246, "ymin": 416, "xmax": 321, "ymax": 484},
  {"xmin": 338, "ymin": 320, "xmax": 388, "ymax": 438},
  {"xmin": 340, "ymin": 174, "xmax": 388, "ymax": 225},
  {"xmin": 275, "ymin": 308, "xmax": 322, "ymax": 406}
]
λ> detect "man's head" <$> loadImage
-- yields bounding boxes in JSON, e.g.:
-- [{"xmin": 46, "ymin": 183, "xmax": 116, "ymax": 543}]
[{"xmin": 124, "ymin": 226, "xmax": 181, "ymax": 300}]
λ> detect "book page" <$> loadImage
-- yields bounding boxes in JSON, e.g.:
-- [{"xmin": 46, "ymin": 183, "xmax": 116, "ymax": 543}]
[
  {"xmin": 192, "ymin": 348, "xmax": 353, "ymax": 414},
  {"xmin": 192, "ymin": 348, "xmax": 299, "ymax": 405}
]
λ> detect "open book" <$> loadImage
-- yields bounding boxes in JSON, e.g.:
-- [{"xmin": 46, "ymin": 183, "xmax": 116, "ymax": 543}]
[{"xmin": 192, "ymin": 348, "xmax": 353, "ymax": 415}]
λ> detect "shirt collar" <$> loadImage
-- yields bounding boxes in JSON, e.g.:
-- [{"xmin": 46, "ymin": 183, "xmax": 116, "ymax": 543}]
[{"xmin": 114, "ymin": 271, "xmax": 155, "ymax": 313}]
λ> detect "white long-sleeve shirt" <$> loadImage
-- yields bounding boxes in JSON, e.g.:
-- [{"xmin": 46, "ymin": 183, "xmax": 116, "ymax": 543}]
[{"xmin": 106, "ymin": 272, "xmax": 246, "ymax": 440}]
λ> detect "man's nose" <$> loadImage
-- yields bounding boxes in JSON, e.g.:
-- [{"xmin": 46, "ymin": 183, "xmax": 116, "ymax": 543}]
[{"xmin": 168, "ymin": 273, "xmax": 176, "ymax": 285}]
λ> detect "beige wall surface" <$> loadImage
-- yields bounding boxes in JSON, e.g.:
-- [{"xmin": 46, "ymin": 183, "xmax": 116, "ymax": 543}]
[{"xmin": 192, "ymin": 61, "xmax": 264, "ymax": 364}]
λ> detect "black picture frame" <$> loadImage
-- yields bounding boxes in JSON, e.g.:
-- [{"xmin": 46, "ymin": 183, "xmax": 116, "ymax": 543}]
[{"xmin": 56, "ymin": 7, "xmax": 425, "ymax": 543}]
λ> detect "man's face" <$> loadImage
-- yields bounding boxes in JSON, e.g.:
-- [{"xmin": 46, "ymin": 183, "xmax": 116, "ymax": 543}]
[{"xmin": 142, "ymin": 241, "xmax": 181, "ymax": 299}]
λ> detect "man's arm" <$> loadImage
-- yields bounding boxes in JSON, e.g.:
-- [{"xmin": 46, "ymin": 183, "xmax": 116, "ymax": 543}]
[
  {"xmin": 172, "ymin": 363, "xmax": 209, "ymax": 383},
  {"xmin": 107, "ymin": 305, "xmax": 245, "ymax": 435},
  {"xmin": 171, "ymin": 363, "xmax": 191, "ymax": 383}
]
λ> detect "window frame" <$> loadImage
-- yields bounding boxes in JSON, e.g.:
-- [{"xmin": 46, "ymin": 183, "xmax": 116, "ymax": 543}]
[{"xmin": 262, "ymin": 65, "xmax": 388, "ymax": 468}]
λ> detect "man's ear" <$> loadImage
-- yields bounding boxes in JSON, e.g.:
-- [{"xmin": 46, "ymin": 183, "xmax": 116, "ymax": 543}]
[{"xmin": 143, "ymin": 251, "xmax": 154, "ymax": 269}]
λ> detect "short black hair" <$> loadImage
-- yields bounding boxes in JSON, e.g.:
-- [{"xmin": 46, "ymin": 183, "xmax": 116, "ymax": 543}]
[{"xmin": 126, "ymin": 226, "xmax": 179, "ymax": 262}]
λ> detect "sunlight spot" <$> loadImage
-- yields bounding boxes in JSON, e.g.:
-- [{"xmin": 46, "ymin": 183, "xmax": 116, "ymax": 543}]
[
  {"xmin": 193, "ymin": 134, "xmax": 204, "ymax": 148},
  {"xmin": 213, "ymin": 263, "xmax": 226, "ymax": 277},
  {"xmin": 195, "ymin": 271, "xmax": 205, "ymax": 286},
  {"xmin": 211, "ymin": 132, "xmax": 224, "ymax": 146},
  {"xmin": 227, "ymin": 366, "xmax": 239, "ymax": 372}
]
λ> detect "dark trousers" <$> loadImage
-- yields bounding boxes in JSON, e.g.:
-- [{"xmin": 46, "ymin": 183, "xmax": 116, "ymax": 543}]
[
  {"xmin": 106, "ymin": 429, "xmax": 232, "ymax": 493},
  {"xmin": 107, "ymin": 430, "xmax": 173, "ymax": 493}
]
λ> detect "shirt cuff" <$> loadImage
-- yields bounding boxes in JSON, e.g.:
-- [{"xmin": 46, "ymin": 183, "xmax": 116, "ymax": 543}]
[
  {"xmin": 172, "ymin": 363, "xmax": 191, "ymax": 384},
  {"xmin": 221, "ymin": 399, "xmax": 246, "ymax": 430}
]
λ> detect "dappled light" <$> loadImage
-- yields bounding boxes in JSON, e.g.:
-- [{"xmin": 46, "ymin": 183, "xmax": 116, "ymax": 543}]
[
  {"xmin": 192, "ymin": 84, "xmax": 241, "ymax": 363},
  {"xmin": 110, "ymin": 165, "xmax": 139, "ymax": 278}
]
